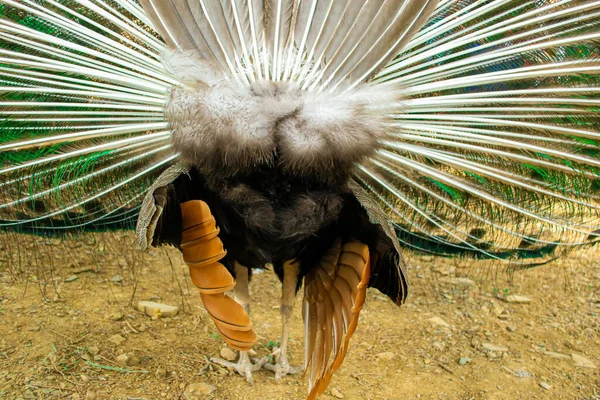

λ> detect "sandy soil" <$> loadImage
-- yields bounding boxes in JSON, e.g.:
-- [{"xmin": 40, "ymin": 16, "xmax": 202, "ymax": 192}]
[{"xmin": 1, "ymin": 232, "xmax": 599, "ymax": 400}]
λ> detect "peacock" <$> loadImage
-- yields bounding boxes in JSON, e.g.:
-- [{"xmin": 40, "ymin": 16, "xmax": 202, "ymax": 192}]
[{"xmin": 1, "ymin": 1, "xmax": 600, "ymax": 399}]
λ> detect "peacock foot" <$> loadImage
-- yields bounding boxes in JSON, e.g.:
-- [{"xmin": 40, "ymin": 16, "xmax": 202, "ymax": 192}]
[
  {"xmin": 211, "ymin": 351, "xmax": 267, "ymax": 384},
  {"xmin": 263, "ymin": 346, "xmax": 303, "ymax": 382}
]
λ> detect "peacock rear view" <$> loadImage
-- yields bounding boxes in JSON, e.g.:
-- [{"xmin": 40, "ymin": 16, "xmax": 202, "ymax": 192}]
[{"xmin": 1, "ymin": 1, "xmax": 600, "ymax": 399}]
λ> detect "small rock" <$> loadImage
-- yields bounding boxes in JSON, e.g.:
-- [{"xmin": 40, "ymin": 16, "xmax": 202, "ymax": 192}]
[
  {"xmin": 220, "ymin": 347, "xmax": 237, "ymax": 362},
  {"xmin": 441, "ymin": 277, "xmax": 476, "ymax": 287},
  {"xmin": 87, "ymin": 346, "xmax": 99, "ymax": 356},
  {"xmin": 126, "ymin": 353, "xmax": 140, "ymax": 366},
  {"xmin": 514, "ymin": 369, "xmax": 532, "ymax": 378},
  {"xmin": 137, "ymin": 301, "xmax": 179, "ymax": 318},
  {"xmin": 432, "ymin": 341, "xmax": 445, "ymax": 351},
  {"xmin": 503, "ymin": 295, "xmax": 532, "ymax": 304},
  {"xmin": 571, "ymin": 353, "xmax": 597, "ymax": 369},
  {"xmin": 482, "ymin": 343, "xmax": 508, "ymax": 352},
  {"xmin": 184, "ymin": 382, "xmax": 216, "ymax": 399},
  {"xmin": 539, "ymin": 382, "xmax": 552, "ymax": 390},
  {"xmin": 492, "ymin": 302, "xmax": 504, "ymax": 314},
  {"xmin": 434, "ymin": 265, "xmax": 456, "ymax": 276},
  {"xmin": 108, "ymin": 334, "xmax": 125, "ymax": 345},
  {"xmin": 543, "ymin": 351, "xmax": 570, "ymax": 360},
  {"xmin": 65, "ymin": 275, "xmax": 79, "ymax": 283},
  {"xmin": 116, "ymin": 354, "xmax": 129, "ymax": 367},
  {"xmin": 331, "ymin": 388, "xmax": 344, "ymax": 399},
  {"xmin": 458, "ymin": 357, "xmax": 471, "ymax": 365},
  {"xmin": 429, "ymin": 316, "xmax": 450, "ymax": 328},
  {"xmin": 376, "ymin": 352, "xmax": 396, "ymax": 361},
  {"xmin": 73, "ymin": 267, "xmax": 93, "ymax": 274},
  {"xmin": 110, "ymin": 274, "xmax": 124, "ymax": 283},
  {"xmin": 85, "ymin": 390, "xmax": 96, "ymax": 400},
  {"xmin": 109, "ymin": 312, "xmax": 124, "ymax": 321},
  {"xmin": 506, "ymin": 325, "xmax": 517, "ymax": 332},
  {"xmin": 155, "ymin": 366, "xmax": 168, "ymax": 378}
]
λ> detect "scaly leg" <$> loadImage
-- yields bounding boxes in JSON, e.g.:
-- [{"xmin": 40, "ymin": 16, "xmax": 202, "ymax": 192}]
[
  {"xmin": 264, "ymin": 260, "xmax": 303, "ymax": 382},
  {"xmin": 211, "ymin": 350, "xmax": 266, "ymax": 384},
  {"xmin": 233, "ymin": 261, "xmax": 251, "ymax": 314},
  {"xmin": 211, "ymin": 261, "xmax": 266, "ymax": 383}
]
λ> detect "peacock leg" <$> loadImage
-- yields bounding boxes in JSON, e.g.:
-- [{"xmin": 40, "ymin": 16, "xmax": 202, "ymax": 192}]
[
  {"xmin": 233, "ymin": 261, "xmax": 251, "ymax": 314},
  {"xmin": 211, "ymin": 350, "xmax": 267, "ymax": 384},
  {"xmin": 211, "ymin": 261, "xmax": 267, "ymax": 383},
  {"xmin": 180, "ymin": 200, "xmax": 264, "ymax": 383},
  {"xmin": 264, "ymin": 260, "xmax": 303, "ymax": 382}
]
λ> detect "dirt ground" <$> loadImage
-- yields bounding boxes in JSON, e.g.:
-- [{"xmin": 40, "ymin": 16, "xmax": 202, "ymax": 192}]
[{"xmin": 1, "ymin": 232, "xmax": 599, "ymax": 400}]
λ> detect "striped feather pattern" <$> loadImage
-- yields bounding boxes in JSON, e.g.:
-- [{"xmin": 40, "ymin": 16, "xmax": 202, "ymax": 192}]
[
  {"xmin": 0, "ymin": 0, "xmax": 176, "ymax": 231},
  {"xmin": 1, "ymin": 0, "xmax": 599, "ymax": 265},
  {"xmin": 138, "ymin": 0, "xmax": 438, "ymax": 87},
  {"xmin": 361, "ymin": 0, "xmax": 600, "ymax": 265}
]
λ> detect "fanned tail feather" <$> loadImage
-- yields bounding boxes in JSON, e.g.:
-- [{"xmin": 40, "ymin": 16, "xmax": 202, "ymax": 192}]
[
  {"xmin": 353, "ymin": 0, "xmax": 600, "ymax": 266},
  {"xmin": 0, "ymin": 1, "xmax": 176, "ymax": 232},
  {"xmin": 2, "ymin": 2, "xmax": 600, "ymax": 400}
]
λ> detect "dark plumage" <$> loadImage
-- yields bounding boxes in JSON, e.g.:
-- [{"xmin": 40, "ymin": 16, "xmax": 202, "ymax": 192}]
[{"xmin": 151, "ymin": 164, "xmax": 404, "ymax": 303}]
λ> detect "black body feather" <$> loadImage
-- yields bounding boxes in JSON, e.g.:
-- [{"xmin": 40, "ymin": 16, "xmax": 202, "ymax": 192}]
[{"xmin": 151, "ymin": 166, "xmax": 403, "ymax": 301}]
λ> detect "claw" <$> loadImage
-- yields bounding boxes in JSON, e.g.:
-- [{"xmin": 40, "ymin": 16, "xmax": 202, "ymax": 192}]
[
  {"xmin": 211, "ymin": 351, "xmax": 267, "ymax": 384},
  {"xmin": 263, "ymin": 347, "xmax": 303, "ymax": 382}
]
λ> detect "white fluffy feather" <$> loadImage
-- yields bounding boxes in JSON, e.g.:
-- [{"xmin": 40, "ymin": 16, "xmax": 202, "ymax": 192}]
[
  {"xmin": 165, "ymin": 58, "xmax": 401, "ymax": 175},
  {"xmin": 140, "ymin": 1, "xmax": 439, "ymax": 89}
]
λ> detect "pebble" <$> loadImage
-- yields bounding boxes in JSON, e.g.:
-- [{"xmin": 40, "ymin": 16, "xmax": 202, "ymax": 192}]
[
  {"xmin": 116, "ymin": 354, "xmax": 129, "ymax": 367},
  {"xmin": 155, "ymin": 366, "xmax": 168, "ymax": 378},
  {"xmin": 503, "ymin": 295, "xmax": 532, "ymax": 304},
  {"xmin": 127, "ymin": 354, "xmax": 140, "ymax": 366},
  {"xmin": 85, "ymin": 390, "xmax": 96, "ymax": 400},
  {"xmin": 543, "ymin": 351, "xmax": 570, "ymax": 360},
  {"xmin": 428, "ymin": 316, "xmax": 450, "ymax": 328},
  {"xmin": 87, "ymin": 346, "xmax": 99, "ymax": 356},
  {"xmin": 137, "ymin": 301, "xmax": 179, "ymax": 318},
  {"xmin": 109, "ymin": 312, "xmax": 124, "ymax": 321},
  {"xmin": 65, "ymin": 275, "xmax": 79, "ymax": 283},
  {"xmin": 506, "ymin": 325, "xmax": 517, "ymax": 333},
  {"xmin": 331, "ymin": 388, "xmax": 344, "ymax": 399},
  {"xmin": 482, "ymin": 343, "xmax": 508, "ymax": 352},
  {"xmin": 539, "ymin": 382, "xmax": 552, "ymax": 390},
  {"xmin": 73, "ymin": 267, "xmax": 93, "ymax": 274},
  {"xmin": 376, "ymin": 352, "xmax": 396, "ymax": 361},
  {"xmin": 432, "ymin": 341, "xmax": 445, "ymax": 351},
  {"xmin": 434, "ymin": 266, "xmax": 456, "ymax": 276},
  {"xmin": 110, "ymin": 274, "xmax": 124, "ymax": 283},
  {"xmin": 492, "ymin": 303, "xmax": 504, "ymax": 316},
  {"xmin": 458, "ymin": 357, "xmax": 471, "ymax": 365},
  {"xmin": 441, "ymin": 277, "xmax": 476, "ymax": 287},
  {"xmin": 220, "ymin": 347, "xmax": 237, "ymax": 362},
  {"xmin": 108, "ymin": 334, "xmax": 125, "ymax": 345},
  {"xmin": 184, "ymin": 383, "xmax": 216, "ymax": 399},
  {"xmin": 514, "ymin": 369, "xmax": 532, "ymax": 378},
  {"xmin": 571, "ymin": 353, "xmax": 597, "ymax": 369}
]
